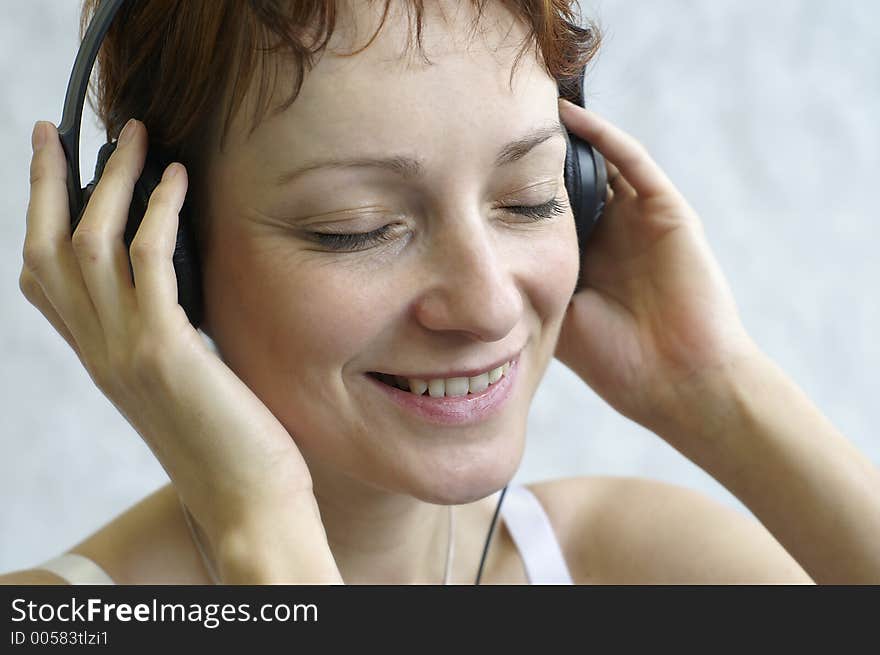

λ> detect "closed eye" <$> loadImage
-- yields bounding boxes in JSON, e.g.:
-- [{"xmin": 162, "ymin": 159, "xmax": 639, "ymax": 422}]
[
  {"xmin": 503, "ymin": 197, "xmax": 568, "ymax": 220},
  {"xmin": 309, "ymin": 195, "xmax": 568, "ymax": 251}
]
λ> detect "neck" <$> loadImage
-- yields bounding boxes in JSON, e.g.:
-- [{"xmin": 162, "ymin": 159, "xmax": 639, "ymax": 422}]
[{"xmin": 181, "ymin": 460, "xmax": 506, "ymax": 585}]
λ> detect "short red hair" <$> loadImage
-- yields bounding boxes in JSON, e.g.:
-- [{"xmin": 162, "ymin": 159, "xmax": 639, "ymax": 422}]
[{"xmin": 78, "ymin": 0, "xmax": 603, "ymax": 251}]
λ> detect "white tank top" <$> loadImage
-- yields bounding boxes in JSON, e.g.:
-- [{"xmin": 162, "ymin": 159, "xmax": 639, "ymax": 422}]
[{"xmin": 33, "ymin": 483, "xmax": 573, "ymax": 585}]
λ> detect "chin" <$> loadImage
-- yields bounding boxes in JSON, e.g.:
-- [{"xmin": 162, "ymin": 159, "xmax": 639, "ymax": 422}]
[{"xmin": 393, "ymin": 429, "xmax": 526, "ymax": 506}]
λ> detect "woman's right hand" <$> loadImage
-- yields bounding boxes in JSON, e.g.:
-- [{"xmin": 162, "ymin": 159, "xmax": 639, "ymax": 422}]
[{"xmin": 20, "ymin": 118, "xmax": 341, "ymax": 583}]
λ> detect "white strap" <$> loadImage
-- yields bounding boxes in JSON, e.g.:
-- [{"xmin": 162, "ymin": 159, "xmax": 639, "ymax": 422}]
[
  {"xmin": 500, "ymin": 484, "xmax": 574, "ymax": 584},
  {"xmin": 35, "ymin": 553, "xmax": 116, "ymax": 585}
]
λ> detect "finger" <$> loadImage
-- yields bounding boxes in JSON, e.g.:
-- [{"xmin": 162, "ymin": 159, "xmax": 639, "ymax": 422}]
[
  {"xmin": 70, "ymin": 119, "xmax": 141, "ymax": 341},
  {"xmin": 604, "ymin": 160, "xmax": 635, "ymax": 198},
  {"xmin": 129, "ymin": 162, "xmax": 188, "ymax": 332},
  {"xmin": 25, "ymin": 121, "xmax": 104, "ymax": 360},
  {"xmin": 559, "ymin": 98, "xmax": 678, "ymax": 200},
  {"xmin": 18, "ymin": 267, "xmax": 82, "ymax": 360}
]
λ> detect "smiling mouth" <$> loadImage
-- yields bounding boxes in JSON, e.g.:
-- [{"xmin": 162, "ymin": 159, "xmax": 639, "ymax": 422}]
[{"xmin": 366, "ymin": 359, "xmax": 516, "ymax": 398}]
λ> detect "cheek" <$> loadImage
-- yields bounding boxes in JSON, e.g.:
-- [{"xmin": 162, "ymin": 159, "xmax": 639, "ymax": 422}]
[
  {"xmin": 519, "ymin": 215, "xmax": 580, "ymax": 322},
  {"xmin": 229, "ymin": 249, "xmax": 387, "ymax": 372},
  {"xmin": 203, "ymin": 228, "xmax": 386, "ymax": 378},
  {"xmin": 205, "ymin": 245, "xmax": 387, "ymax": 443},
  {"xmin": 275, "ymin": 272, "xmax": 385, "ymax": 359}
]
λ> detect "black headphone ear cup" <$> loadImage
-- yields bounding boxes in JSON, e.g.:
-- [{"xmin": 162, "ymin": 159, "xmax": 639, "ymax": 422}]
[
  {"xmin": 563, "ymin": 126, "xmax": 608, "ymax": 293},
  {"xmin": 74, "ymin": 141, "xmax": 204, "ymax": 327},
  {"xmin": 560, "ymin": 65, "xmax": 609, "ymax": 293}
]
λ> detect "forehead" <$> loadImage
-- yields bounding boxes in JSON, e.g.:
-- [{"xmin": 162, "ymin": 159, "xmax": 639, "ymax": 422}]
[{"xmin": 220, "ymin": 1, "xmax": 559, "ymax": 180}]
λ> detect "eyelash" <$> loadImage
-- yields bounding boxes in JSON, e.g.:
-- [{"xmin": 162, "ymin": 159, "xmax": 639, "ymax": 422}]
[{"xmin": 310, "ymin": 196, "xmax": 568, "ymax": 251}]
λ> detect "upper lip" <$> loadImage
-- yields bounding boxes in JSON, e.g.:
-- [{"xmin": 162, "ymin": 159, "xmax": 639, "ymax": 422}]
[{"xmin": 372, "ymin": 347, "xmax": 524, "ymax": 380}]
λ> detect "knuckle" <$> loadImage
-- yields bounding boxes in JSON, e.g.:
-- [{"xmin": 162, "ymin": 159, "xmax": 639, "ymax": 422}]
[
  {"xmin": 29, "ymin": 154, "xmax": 53, "ymax": 186},
  {"xmin": 71, "ymin": 227, "xmax": 104, "ymax": 262},
  {"xmin": 129, "ymin": 238, "xmax": 160, "ymax": 264},
  {"xmin": 21, "ymin": 241, "xmax": 54, "ymax": 274},
  {"xmin": 18, "ymin": 268, "xmax": 42, "ymax": 301}
]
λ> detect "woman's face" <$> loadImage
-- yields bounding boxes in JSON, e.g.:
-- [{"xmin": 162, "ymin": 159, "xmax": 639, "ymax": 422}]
[{"xmin": 199, "ymin": 1, "xmax": 579, "ymax": 504}]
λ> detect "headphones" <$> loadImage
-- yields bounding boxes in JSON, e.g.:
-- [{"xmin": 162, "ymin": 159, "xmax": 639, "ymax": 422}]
[{"xmin": 58, "ymin": 0, "xmax": 608, "ymax": 585}]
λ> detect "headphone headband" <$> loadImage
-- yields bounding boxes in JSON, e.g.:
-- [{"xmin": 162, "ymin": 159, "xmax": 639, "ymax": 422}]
[{"xmin": 58, "ymin": 0, "xmax": 127, "ymax": 226}]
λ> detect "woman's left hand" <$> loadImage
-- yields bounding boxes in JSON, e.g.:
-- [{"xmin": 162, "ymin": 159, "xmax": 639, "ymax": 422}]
[{"xmin": 554, "ymin": 98, "xmax": 762, "ymax": 436}]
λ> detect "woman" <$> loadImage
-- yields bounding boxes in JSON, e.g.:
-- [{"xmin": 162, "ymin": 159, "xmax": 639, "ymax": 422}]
[{"xmin": 5, "ymin": 0, "xmax": 879, "ymax": 585}]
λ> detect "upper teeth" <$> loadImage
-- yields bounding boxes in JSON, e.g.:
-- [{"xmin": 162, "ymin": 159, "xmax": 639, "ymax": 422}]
[{"xmin": 394, "ymin": 361, "xmax": 512, "ymax": 397}]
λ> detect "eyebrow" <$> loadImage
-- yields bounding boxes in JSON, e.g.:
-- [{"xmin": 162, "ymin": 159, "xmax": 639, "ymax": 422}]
[{"xmin": 273, "ymin": 119, "xmax": 567, "ymax": 187}]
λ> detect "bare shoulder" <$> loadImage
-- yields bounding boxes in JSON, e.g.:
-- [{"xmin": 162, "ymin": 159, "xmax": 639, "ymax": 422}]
[
  {"xmin": 62, "ymin": 482, "xmax": 212, "ymax": 584},
  {"xmin": 526, "ymin": 475, "xmax": 814, "ymax": 585},
  {"xmin": 40, "ymin": 483, "xmax": 210, "ymax": 585}
]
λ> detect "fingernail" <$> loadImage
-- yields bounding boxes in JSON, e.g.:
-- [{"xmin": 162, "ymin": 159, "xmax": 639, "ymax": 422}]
[
  {"xmin": 162, "ymin": 163, "xmax": 179, "ymax": 182},
  {"xmin": 119, "ymin": 118, "xmax": 137, "ymax": 146},
  {"xmin": 31, "ymin": 121, "xmax": 47, "ymax": 152}
]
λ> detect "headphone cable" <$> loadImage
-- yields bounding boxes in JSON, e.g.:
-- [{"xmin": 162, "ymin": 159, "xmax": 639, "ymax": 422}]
[{"xmin": 474, "ymin": 484, "xmax": 508, "ymax": 585}]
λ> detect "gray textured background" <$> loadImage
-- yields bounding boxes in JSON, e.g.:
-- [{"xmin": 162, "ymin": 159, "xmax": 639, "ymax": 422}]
[{"xmin": 2, "ymin": 1, "xmax": 878, "ymax": 573}]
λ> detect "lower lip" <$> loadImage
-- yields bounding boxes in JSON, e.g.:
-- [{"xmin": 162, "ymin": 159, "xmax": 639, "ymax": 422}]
[{"xmin": 365, "ymin": 358, "xmax": 521, "ymax": 426}]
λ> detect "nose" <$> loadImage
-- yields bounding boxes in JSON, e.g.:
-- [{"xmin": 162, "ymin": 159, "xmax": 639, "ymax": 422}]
[{"xmin": 413, "ymin": 220, "xmax": 523, "ymax": 341}]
